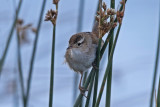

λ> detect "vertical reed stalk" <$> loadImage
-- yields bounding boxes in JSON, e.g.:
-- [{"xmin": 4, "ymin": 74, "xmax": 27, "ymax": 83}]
[
  {"xmin": 73, "ymin": 0, "xmax": 85, "ymax": 103},
  {"xmin": 85, "ymin": 72, "xmax": 95, "ymax": 107},
  {"xmin": 79, "ymin": 72, "xmax": 87, "ymax": 107},
  {"xmin": 157, "ymin": 78, "xmax": 160, "ymax": 107},
  {"xmin": 25, "ymin": 0, "xmax": 46, "ymax": 106},
  {"xmin": 105, "ymin": 0, "xmax": 115, "ymax": 106},
  {"xmin": 105, "ymin": 29, "xmax": 113, "ymax": 107},
  {"xmin": 49, "ymin": 25, "xmax": 56, "ymax": 107},
  {"xmin": 92, "ymin": 0, "xmax": 102, "ymax": 106},
  {"xmin": 73, "ymin": 74, "xmax": 79, "ymax": 102},
  {"xmin": 95, "ymin": 24, "xmax": 122, "ymax": 107},
  {"xmin": 48, "ymin": 1, "xmax": 59, "ymax": 107},
  {"xmin": 152, "ymin": 4, "xmax": 160, "ymax": 107},
  {"xmin": 16, "ymin": 30, "xmax": 25, "ymax": 107},
  {"xmin": 0, "ymin": 0, "xmax": 23, "ymax": 76}
]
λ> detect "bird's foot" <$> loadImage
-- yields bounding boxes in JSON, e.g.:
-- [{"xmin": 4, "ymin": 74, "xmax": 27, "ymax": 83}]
[
  {"xmin": 79, "ymin": 86, "xmax": 88, "ymax": 92},
  {"xmin": 79, "ymin": 86, "xmax": 88, "ymax": 98}
]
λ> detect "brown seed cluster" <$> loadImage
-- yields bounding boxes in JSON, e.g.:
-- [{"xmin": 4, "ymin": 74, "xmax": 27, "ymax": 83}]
[
  {"xmin": 45, "ymin": 0, "xmax": 59, "ymax": 25},
  {"xmin": 96, "ymin": 2, "xmax": 117, "ymax": 37},
  {"xmin": 44, "ymin": 9, "xmax": 58, "ymax": 25},
  {"xmin": 117, "ymin": 0, "xmax": 125, "ymax": 24},
  {"xmin": 53, "ymin": 0, "xmax": 59, "ymax": 5},
  {"xmin": 95, "ymin": 0, "xmax": 126, "ymax": 37},
  {"xmin": 16, "ymin": 19, "xmax": 36, "ymax": 44}
]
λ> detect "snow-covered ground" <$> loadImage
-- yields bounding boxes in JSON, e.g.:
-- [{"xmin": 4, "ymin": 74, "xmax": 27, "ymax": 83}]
[{"xmin": 0, "ymin": 0, "xmax": 159, "ymax": 107}]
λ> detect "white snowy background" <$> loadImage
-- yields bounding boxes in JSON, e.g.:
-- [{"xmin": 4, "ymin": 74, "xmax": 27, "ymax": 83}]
[{"xmin": 0, "ymin": 0, "xmax": 159, "ymax": 107}]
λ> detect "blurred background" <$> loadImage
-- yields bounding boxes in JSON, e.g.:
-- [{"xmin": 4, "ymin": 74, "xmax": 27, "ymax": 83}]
[{"xmin": 0, "ymin": 0, "xmax": 159, "ymax": 107}]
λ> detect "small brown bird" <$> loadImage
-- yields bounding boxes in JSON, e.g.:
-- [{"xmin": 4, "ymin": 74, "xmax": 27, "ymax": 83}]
[
  {"xmin": 65, "ymin": 0, "xmax": 124, "ymax": 97},
  {"xmin": 65, "ymin": 22, "xmax": 102, "ymax": 96}
]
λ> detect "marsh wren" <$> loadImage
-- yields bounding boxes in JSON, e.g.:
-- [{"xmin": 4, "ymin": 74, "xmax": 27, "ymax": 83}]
[
  {"xmin": 65, "ymin": 22, "xmax": 102, "ymax": 96},
  {"xmin": 65, "ymin": 0, "xmax": 125, "ymax": 97}
]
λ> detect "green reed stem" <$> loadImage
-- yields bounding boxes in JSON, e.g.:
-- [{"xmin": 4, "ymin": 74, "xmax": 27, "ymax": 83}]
[
  {"xmin": 85, "ymin": 72, "xmax": 95, "ymax": 107},
  {"xmin": 73, "ymin": 74, "xmax": 79, "ymax": 102},
  {"xmin": 95, "ymin": 24, "xmax": 122, "ymax": 107},
  {"xmin": 49, "ymin": 2, "xmax": 59, "ymax": 107},
  {"xmin": 49, "ymin": 25, "xmax": 56, "ymax": 107},
  {"xmin": 16, "ymin": 30, "xmax": 25, "ymax": 107},
  {"xmin": 0, "ymin": 0, "xmax": 23, "ymax": 76},
  {"xmin": 92, "ymin": 38, "xmax": 102, "ymax": 106},
  {"xmin": 92, "ymin": 0, "xmax": 102, "ymax": 106},
  {"xmin": 157, "ymin": 78, "xmax": 160, "ymax": 107},
  {"xmin": 79, "ymin": 72, "xmax": 88, "ymax": 107},
  {"xmin": 105, "ymin": 0, "xmax": 115, "ymax": 106},
  {"xmin": 105, "ymin": 29, "xmax": 113, "ymax": 107},
  {"xmin": 25, "ymin": 0, "xmax": 46, "ymax": 106},
  {"xmin": 150, "ymin": 5, "xmax": 160, "ymax": 107}
]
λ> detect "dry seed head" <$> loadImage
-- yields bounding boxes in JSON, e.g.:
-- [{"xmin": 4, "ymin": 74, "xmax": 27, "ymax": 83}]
[
  {"xmin": 17, "ymin": 19, "xmax": 24, "ymax": 25},
  {"xmin": 31, "ymin": 28, "xmax": 37, "ymax": 33},
  {"xmin": 102, "ymin": 2, "xmax": 106, "ymax": 11},
  {"xmin": 95, "ymin": 1, "xmax": 118, "ymax": 37},
  {"xmin": 113, "ymin": 22, "xmax": 117, "ymax": 28},
  {"xmin": 23, "ymin": 24, "xmax": 32, "ymax": 30},
  {"xmin": 95, "ymin": 15, "xmax": 99, "ymax": 22},
  {"xmin": 107, "ymin": 9, "xmax": 111, "ymax": 15},
  {"xmin": 111, "ymin": 9, "xmax": 116, "ymax": 15},
  {"xmin": 116, "ymin": 0, "xmax": 125, "ymax": 24},
  {"xmin": 97, "ymin": 11, "xmax": 100, "ymax": 15},
  {"xmin": 45, "ymin": 9, "xmax": 57, "ymax": 25},
  {"xmin": 53, "ymin": 0, "xmax": 59, "ymax": 5},
  {"xmin": 120, "ymin": 0, "xmax": 125, "ymax": 5},
  {"xmin": 107, "ymin": 8, "xmax": 116, "ymax": 15},
  {"xmin": 102, "ymin": 10, "xmax": 105, "ymax": 15},
  {"xmin": 110, "ymin": 15, "xmax": 114, "ymax": 22},
  {"xmin": 16, "ymin": 20, "xmax": 35, "ymax": 44}
]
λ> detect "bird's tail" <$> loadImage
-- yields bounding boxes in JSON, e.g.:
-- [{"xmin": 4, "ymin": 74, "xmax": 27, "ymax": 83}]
[{"xmin": 92, "ymin": 21, "xmax": 99, "ymax": 38}]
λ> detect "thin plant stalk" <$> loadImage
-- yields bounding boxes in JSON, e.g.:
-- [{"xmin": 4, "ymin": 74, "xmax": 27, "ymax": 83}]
[
  {"xmin": 151, "ymin": 5, "xmax": 160, "ymax": 107},
  {"xmin": 48, "ymin": 2, "xmax": 59, "ymax": 107},
  {"xmin": 85, "ymin": 72, "xmax": 95, "ymax": 107},
  {"xmin": 79, "ymin": 72, "xmax": 87, "ymax": 107},
  {"xmin": 73, "ymin": 74, "xmax": 79, "ymax": 102},
  {"xmin": 92, "ymin": 0, "xmax": 102, "ymax": 106},
  {"xmin": 157, "ymin": 78, "xmax": 160, "ymax": 107},
  {"xmin": 49, "ymin": 26, "xmax": 56, "ymax": 107},
  {"xmin": 105, "ymin": 0, "xmax": 115, "ymax": 106},
  {"xmin": 95, "ymin": 24, "xmax": 122, "ymax": 107},
  {"xmin": 92, "ymin": 38, "xmax": 102, "ymax": 106},
  {"xmin": 25, "ymin": 0, "xmax": 46, "ymax": 106},
  {"xmin": 16, "ymin": 30, "xmax": 25, "ymax": 107},
  {"xmin": 0, "ymin": 0, "xmax": 23, "ymax": 76},
  {"xmin": 105, "ymin": 29, "xmax": 113, "ymax": 107},
  {"xmin": 73, "ymin": 0, "xmax": 85, "ymax": 103}
]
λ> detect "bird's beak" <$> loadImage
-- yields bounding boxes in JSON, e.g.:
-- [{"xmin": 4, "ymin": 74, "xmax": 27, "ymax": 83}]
[{"xmin": 67, "ymin": 46, "xmax": 72, "ymax": 50}]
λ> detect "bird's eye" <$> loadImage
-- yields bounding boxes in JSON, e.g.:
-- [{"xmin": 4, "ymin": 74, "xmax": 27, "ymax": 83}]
[{"xmin": 77, "ymin": 43, "xmax": 81, "ymax": 46}]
